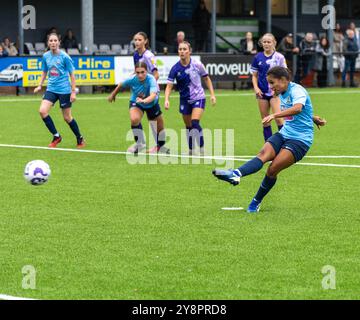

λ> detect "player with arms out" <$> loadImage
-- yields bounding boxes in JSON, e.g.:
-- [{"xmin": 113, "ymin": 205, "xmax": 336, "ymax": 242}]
[
  {"xmin": 164, "ymin": 41, "xmax": 216, "ymax": 155},
  {"xmin": 34, "ymin": 33, "xmax": 85, "ymax": 148},
  {"xmin": 108, "ymin": 62, "xmax": 168, "ymax": 154},
  {"xmin": 251, "ymin": 33, "xmax": 287, "ymax": 141},
  {"xmin": 213, "ymin": 66, "xmax": 326, "ymax": 213},
  {"xmin": 133, "ymin": 32, "xmax": 167, "ymax": 152}
]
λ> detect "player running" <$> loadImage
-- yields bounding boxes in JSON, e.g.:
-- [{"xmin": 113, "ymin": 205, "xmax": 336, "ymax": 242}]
[
  {"xmin": 164, "ymin": 41, "xmax": 216, "ymax": 155},
  {"xmin": 251, "ymin": 33, "xmax": 287, "ymax": 141},
  {"xmin": 108, "ymin": 62, "xmax": 168, "ymax": 154},
  {"xmin": 132, "ymin": 31, "xmax": 167, "ymax": 153},
  {"xmin": 213, "ymin": 67, "xmax": 326, "ymax": 213},
  {"xmin": 34, "ymin": 33, "xmax": 85, "ymax": 148}
]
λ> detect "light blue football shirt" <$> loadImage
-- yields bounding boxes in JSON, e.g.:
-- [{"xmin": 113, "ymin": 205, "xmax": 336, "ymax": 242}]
[
  {"xmin": 122, "ymin": 74, "xmax": 159, "ymax": 109},
  {"xmin": 279, "ymin": 82, "xmax": 314, "ymax": 147},
  {"xmin": 42, "ymin": 50, "xmax": 75, "ymax": 94}
]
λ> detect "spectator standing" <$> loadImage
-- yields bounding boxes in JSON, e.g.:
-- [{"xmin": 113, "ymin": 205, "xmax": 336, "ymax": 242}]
[
  {"xmin": 333, "ymin": 23, "xmax": 345, "ymax": 72},
  {"xmin": 192, "ymin": 0, "xmax": 211, "ymax": 52},
  {"xmin": 2, "ymin": 37, "xmax": 18, "ymax": 56},
  {"xmin": 314, "ymin": 37, "xmax": 331, "ymax": 88},
  {"xmin": 62, "ymin": 29, "xmax": 79, "ymax": 50},
  {"xmin": 277, "ymin": 33, "xmax": 299, "ymax": 71},
  {"xmin": 349, "ymin": 22, "xmax": 360, "ymax": 50},
  {"xmin": 342, "ymin": 29, "xmax": 359, "ymax": 87},
  {"xmin": 173, "ymin": 31, "xmax": 185, "ymax": 53},
  {"xmin": 240, "ymin": 32, "xmax": 257, "ymax": 55},
  {"xmin": 297, "ymin": 33, "xmax": 317, "ymax": 84}
]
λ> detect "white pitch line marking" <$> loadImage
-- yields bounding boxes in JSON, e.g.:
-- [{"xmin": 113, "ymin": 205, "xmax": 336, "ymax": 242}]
[
  {"xmin": 221, "ymin": 207, "xmax": 244, "ymax": 211},
  {"xmin": 0, "ymin": 143, "xmax": 359, "ymax": 168},
  {"xmin": 0, "ymin": 294, "xmax": 36, "ymax": 300}
]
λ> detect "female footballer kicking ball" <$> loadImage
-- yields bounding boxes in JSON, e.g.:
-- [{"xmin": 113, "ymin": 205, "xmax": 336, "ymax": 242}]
[
  {"xmin": 34, "ymin": 33, "xmax": 85, "ymax": 148},
  {"xmin": 251, "ymin": 33, "xmax": 287, "ymax": 141},
  {"xmin": 108, "ymin": 62, "xmax": 168, "ymax": 154},
  {"xmin": 164, "ymin": 41, "xmax": 216, "ymax": 155},
  {"xmin": 213, "ymin": 67, "xmax": 326, "ymax": 213}
]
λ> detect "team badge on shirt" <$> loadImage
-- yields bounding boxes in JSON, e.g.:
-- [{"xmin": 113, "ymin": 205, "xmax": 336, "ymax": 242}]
[{"xmin": 49, "ymin": 67, "xmax": 59, "ymax": 77}]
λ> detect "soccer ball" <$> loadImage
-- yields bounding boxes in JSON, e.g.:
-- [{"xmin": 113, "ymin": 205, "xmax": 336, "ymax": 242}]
[{"xmin": 24, "ymin": 160, "xmax": 51, "ymax": 185}]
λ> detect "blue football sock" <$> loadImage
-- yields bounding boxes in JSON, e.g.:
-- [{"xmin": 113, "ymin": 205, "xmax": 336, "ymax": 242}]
[
  {"xmin": 68, "ymin": 119, "xmax": 82, "ymax": 139},
  {"xmin": 234, "ymin": 157, "xmax": 263, "ymax": 177},
  {"xmin": 191, "ymin": 119, "xmax": 204, "ymax": 148},
  {"xmin": 42, "ymin": 115, "xmax": 58, "ymax": 136},
  {"xmin": 253, "ymin": 175, "xmax": 277, "ymax": 202},
  {"xmin": 186, "ymin": 126, "xmax": 193, "ymax": 150},
  {"xmin": 131, "ymin": 123, "xmax": 145, "ymax": 144},
  {"xmin": 263, "ymin": 126, "xmax": 272, "ymax": 141}
]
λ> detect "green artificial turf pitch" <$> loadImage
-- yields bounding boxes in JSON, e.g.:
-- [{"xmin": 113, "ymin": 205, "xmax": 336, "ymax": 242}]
[{"xmin": 0, "ymin": 89, "xmax": 359, "ymax": 299}]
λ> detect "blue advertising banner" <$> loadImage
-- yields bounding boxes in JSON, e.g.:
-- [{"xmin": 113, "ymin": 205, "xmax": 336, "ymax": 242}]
[{"xmin": 0, "ymin": 57, "xmax": 24, "ymax": 86}]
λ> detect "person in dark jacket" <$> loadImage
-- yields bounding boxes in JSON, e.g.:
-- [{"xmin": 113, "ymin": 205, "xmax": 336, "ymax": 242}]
[
  {"xmin": 277, "ymin": 33, "xmax": 299, "ymax": 72},
  {"xmin": 192, "ymin": 0, "xmax": 211, "ymax": 52},
  {"xmin": 298, "ymin": 33, "xmax": 317, "ymax": 81},
  {"xmin": 240, "ymin": 32, "xmax": 257, "ymax": 55},
  {"xmin": 62, "ymin": 29, "xmax": 79, "ymax": 50},
  {"xmin": 313, "ymin": 37, "xmax": 331, "ymax": 87},
  {"xmin": 342, "ymin": 29, "xmax": 359, "ymax": 87}
]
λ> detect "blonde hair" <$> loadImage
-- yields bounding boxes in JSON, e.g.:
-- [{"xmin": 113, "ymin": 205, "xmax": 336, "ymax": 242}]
[{"xmin": 259, "ymin": 33, "xmax": 277, "ymax": 51}]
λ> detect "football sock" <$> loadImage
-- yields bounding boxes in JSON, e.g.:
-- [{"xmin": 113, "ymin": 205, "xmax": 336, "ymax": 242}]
[
  {"xmin": 277, "ymin": 124, "xmax": 283, "ymax": 131},
  {"xmin": 186, "ymin": 126, "xmax": 193, "ymax": 150},
  {"xmin": 149, "ymin": 121, "xmax": 158, "ymax": 145},
  {"xmin": 233, "ymin": 157, "xmax": 263, "ymax": 177},
  {"xmin": 253, "ymin": 175, "xmax": 277, "ymax": 202},
  {"xmin": 191, "ymin": 119, "xmax": 204, "ymax": 148},
  {"xmin": 157, "ymin": 129, "xmax": 166, "ymax": 148},
  {"xmin": 131, "ymin": 123, "xmax": 145, "ymax": 144},
  {"xmin": 68, "ymin": 119, "xmax": 82, "ymax": 139},
  {"xmin": 263, "ymin": 126, "xmax": 272, "ymax": 141},
  {"xmin": 42, "ymin": 115, "xmax": 58, "ymax": 136}
]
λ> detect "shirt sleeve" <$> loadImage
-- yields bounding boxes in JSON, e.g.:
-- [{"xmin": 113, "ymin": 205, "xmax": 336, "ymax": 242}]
[
  {"xmin": 146, "ymin": 51, "xmax": 158, "ymax": 72},
  {"xmin": 250, "ymin": 55, "xmax": 258, "ymax": 74},
  {"xmin": 41, "ymin": 55, "xmax": 48, "ymax": 72},
  {"xmin": 292, "ymin": 87, "xmax": 307, "ymax": 106},
  {"xmin": 280, "ymin": 54, "xmax": 287, "ymax": 68},
  {"xmin": 197, "ymin": 61, "xmax": 208, "ymax": 77},
  {"xmin": 65, "ymin": 55, "xmax": 75, "ymax": 74},
  {"xmin": 167, "ymin": 65, "xmax": 176, "ymax": 83},
  {"xmin": 122, "ymin": 77, "xmax": 132, "ymax": 89},
  {"xmin": 149, "ymin": 76, "xmax": 158, "ymax": 94}
]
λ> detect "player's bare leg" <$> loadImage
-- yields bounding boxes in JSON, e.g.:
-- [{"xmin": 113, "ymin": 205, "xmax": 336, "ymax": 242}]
[{"xmin": 128, "ymin": 107, "xmax": 146, "ymax": 153}]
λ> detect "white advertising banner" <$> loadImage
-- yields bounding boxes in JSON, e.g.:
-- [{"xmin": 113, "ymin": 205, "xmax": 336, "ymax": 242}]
[{"xmin": 114, "ymin": 55, "xmax": 201, "ymax": 84}]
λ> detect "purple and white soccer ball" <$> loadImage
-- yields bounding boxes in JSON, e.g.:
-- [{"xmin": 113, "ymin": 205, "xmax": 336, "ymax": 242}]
[{"xmin": 24, "ymin": 160, "xmax": 51, "ymax": 185}]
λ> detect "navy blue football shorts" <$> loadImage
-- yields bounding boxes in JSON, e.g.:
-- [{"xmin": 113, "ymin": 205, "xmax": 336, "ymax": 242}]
[
  {"xmin": 256, "ymin": 94, "xmax": 274, "ymax": 101},
  {"xmin": 179, "ymin": 98, "xmax": 206, "ymax": 115},
  {"xmin": 266, "ymin": 132, "xmax": 310, "ymax": 162},
  {"xmin": 129, "ymin": 101, "xmax": 162, "ymax": 120},
  {"xmin": 43, "ymin": 91, "xmax": 72, "ymax": 109}
]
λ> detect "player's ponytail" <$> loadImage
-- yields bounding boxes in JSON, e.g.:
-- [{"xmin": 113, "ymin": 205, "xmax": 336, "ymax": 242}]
[{"xmin": 267, "ymin": 66, "xmax": 291, "ymax": 80}]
